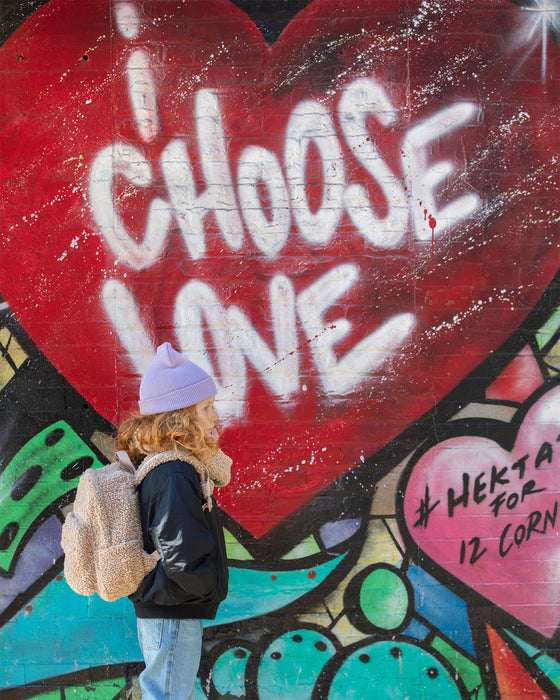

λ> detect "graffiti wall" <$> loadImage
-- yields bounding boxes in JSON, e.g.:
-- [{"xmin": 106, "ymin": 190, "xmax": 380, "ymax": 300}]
[{"xmin": 0, "ymin": 0, "xmax": 560, "ymax": 696}]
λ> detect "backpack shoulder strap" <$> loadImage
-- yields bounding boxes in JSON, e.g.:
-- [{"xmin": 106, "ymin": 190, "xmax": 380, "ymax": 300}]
[{"xmin": 115, "ymin": 450, "xmax": 135, "ymax": 473}]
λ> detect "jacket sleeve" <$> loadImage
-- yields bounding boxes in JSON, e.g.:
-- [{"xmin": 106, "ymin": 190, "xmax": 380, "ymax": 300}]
[{"xmin": 132, "ymin": 463, "xmax": 218, "ymax": 606}]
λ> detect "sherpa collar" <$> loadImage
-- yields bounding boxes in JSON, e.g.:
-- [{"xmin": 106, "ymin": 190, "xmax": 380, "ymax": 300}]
[{"xmin": 134, "ymin": 448, "xmax": 232, "ymax": 510}]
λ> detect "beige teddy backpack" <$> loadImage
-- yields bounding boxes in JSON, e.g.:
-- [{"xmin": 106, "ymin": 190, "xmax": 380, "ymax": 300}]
[{"xmin": 61, "ymin": 451, "xmax": 160, "ymax": 602}]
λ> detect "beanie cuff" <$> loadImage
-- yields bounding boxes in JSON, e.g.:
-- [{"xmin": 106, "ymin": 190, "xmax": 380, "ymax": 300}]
[{"xmin": 139, "ymin": 376, "xmax": 217, "ymax": 415}]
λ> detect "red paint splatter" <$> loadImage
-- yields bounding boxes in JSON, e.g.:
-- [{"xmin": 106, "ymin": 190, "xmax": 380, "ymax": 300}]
[
  {"xmin": 25, "ymin": 606, "xmax": 32, "ymax": 614},
  {"xmin": 56, "ymin": 575, "xmax": 63, "ymax": 582},
  {"xmin": 308, "ymin": 570, "xmax": 316, "ymax": 580},
  {"xmin": 429, "ymin": 215, "xmax": 437, "ymax": 266},
  {"xmin": 271, "ymin": 575, "xmax": 277, "ymax": 582}
]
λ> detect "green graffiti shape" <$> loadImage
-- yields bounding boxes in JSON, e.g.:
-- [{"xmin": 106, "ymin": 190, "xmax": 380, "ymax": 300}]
[
  {"xmin": 359, "ymin": 566, "xmax": 409, "ymax": 631},
  {"xmin": 431, "ymin": 636, "xmax": 486, "ymax": 700},
  {"xmin": 0, "ymin": 421, "xmax": 104, "ymax": 572},
  {"xmin": 25, "ymin": 676, "xmax": 125, "ymax": 699}
]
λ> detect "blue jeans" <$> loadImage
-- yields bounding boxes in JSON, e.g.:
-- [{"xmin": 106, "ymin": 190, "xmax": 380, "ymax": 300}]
[{"xmin": 136, "ymin": 617, "xmax": 203, "ymax": 700}]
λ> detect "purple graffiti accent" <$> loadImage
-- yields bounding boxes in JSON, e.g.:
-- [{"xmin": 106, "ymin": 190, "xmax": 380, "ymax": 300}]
[
  {"xmin": 0, "ymin": 517, "xmax": 63, "ymax": 617},
  {"xmin": 319, "ymin": 519, "xmax": 361, "ymax": 550}
]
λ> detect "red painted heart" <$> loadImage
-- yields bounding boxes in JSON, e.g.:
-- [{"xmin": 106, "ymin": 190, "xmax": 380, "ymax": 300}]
[
  {"xmin": 400, "ymin": 383, "xmax": 560, "ymax": 639},
  {"xmin": 0, "ymin": 0, "xmax": 559, "ymax": 537}
]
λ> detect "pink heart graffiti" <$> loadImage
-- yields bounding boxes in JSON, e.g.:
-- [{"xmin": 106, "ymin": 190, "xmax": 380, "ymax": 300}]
[{"xmin": 401, "ymin": 384, "xmax": 560, "ymax": 639}]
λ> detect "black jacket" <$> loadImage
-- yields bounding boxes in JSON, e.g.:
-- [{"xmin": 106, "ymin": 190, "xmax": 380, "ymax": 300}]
[{"xmin": 130, "ymin": 458, "xmax": 229, "ymax": 620}]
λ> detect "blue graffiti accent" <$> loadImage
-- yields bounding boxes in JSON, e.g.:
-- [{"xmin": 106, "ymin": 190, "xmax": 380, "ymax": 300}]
[
  {"xmin": 406, "ymin": 564, "xmax": 474, "ymax": 656},
  {"xmin": 403, "ymin": 616, "xmax": 431, "ymax": 641},
  {"xmin": 0, "ymin": 552, "xmax": 348, "ymax": 687}
]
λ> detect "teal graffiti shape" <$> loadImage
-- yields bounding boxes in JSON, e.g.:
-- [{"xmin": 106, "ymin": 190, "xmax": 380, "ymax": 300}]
[
  {"xmin": 316, "ymin": 638, "xmax": 468, "ymax": 700},
  {"xmin": 210, "ymin": 645, "xmax": 252, "ymax": 698},
  {"xmin": 255, "ymin": 627, "xmax": 338, "ymax": 700},
  {"xmin": 211, "ymin": 552, "xmax": 347, "ymax": 626},
  {"xmin": 0, "ymin": 553, "xmax": 348, "ymax": 687}
]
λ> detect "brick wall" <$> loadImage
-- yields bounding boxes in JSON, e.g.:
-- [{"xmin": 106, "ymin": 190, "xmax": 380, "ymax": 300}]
[{"xmin": 0, "ymin": 0, "xmax": 559, "ymax": 697}]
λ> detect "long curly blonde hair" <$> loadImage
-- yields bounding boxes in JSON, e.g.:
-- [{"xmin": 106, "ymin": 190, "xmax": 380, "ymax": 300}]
[{"xmin": 114, "ymin": 404, "xmax": 219, "ymax": 466}]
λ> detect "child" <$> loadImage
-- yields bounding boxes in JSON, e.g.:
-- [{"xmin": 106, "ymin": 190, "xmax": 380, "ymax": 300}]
[{"xmin": 114, "ymin": 342, "xmax": 232, "ymax": 700}]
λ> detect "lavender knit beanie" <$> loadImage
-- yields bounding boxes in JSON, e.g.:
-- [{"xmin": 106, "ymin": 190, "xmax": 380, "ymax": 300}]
[{"xmin": 139, "ymin": 342, "xmax": 217, "ymax": 415}]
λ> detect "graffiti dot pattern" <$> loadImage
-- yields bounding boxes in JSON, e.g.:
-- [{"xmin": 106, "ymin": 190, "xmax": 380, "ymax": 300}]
[
  {"xmin": 11, "ymin": 464, "xmax": 43, "ymax": 501},
  {"xmin": 253, "ymin": 627, "xmax": 337, "ymax": 700},
  {"xmin": 0, "ymin": 421, "xmax": 104, "ymax": 573},
  {"xmin": 316, "ymin": 639, "xmax": 468, "ymax": 700}
]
